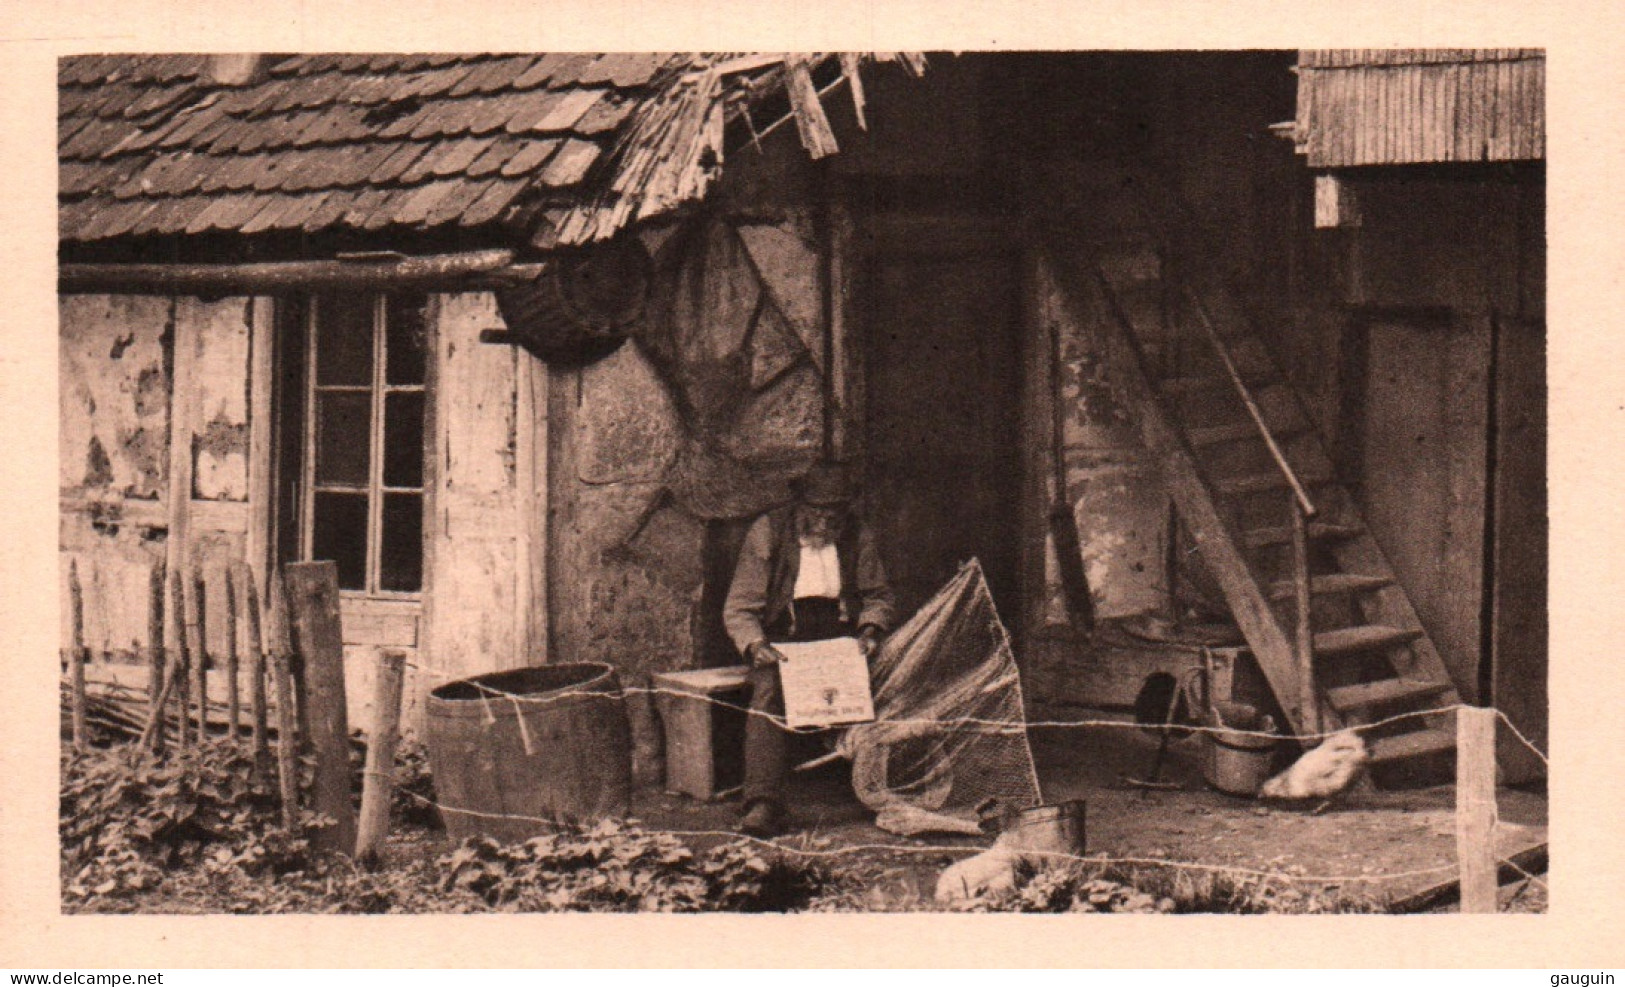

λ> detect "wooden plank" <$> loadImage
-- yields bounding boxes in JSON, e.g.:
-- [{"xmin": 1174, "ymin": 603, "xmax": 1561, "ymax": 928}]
[
  {"xmin": 1313, "ymin": 624, "xmax": 1422, "ymax": 656},
  {"xmin": 165, "ymin": 297, "xmax": 194, "ymax": 581},
  {"xmin": 60, "ymin": 249, "xmax": 521, "ymax": 295},
  {"xmin": 1390, "ymin": 842, "xmax": 1546, "ymax": 914},
  {"xmin": 1370, "ymin": 726, "xmax": 1456, "ymax": 763},
  {"xmin": 1267, "ymin": 573, "xmax": 1394, "ymax": 601},
  {"xmin": 147, "ymin": 561, "xmax": 166, "ymax": 718},
  {"xmin": 1326, "ymin": 677, "xmax": 1451, "ymax": 712},
  {"xmin": 355, "ymin": 650, "xmax": 406, "ymax": 865},
  {"xmin": 240, "ymin": 563, "xmax": 271, "ymax": 777},
  {"xmin": 187, "ymin": 571, "xmax": 208, "ymax": 739},
  {"xmin": 282, "ymin": 561, "xmax": 357, "ymax": 854},
  {"xmin": 246, "ymin": 297, "xmax": 275, "ymax": 596},
  {"xmin": 187, "ymin": 499, "xmax": 249, "ymax": 533},
  {"xmin": 169, "ymin": 571, "xmax": 191, "ymax": 749},
  {"xmin": 1289, "ymin": 499, "xmax": 1318, "ymax": 736},
  {"xmin": 224, "ymin": 566, "xmax": 240, "ymax": 737},
  {"xmin": 828, "ymin": 200, "xmax": 857, "ymax": 458},
  {"xmin": 1242, "ymin": 520, "xmax": 1362, "ymax": 549},
  {"xmin": 517, "ymin": 355, "xmax": 550, "ymax": 662},
  {"xmin": 68, "ymin": 560, "xmax": 88, "ymax": 752},
  {"xmin": 270, "ymin": 650, "xmax": 301, "ymax": 831},
  {"xmin": 1456, "ymin": 706, "xmax": 1498, "ymax": 913},
  {"xmin": 340, "ymin": 611, "xmax": 419, "ymax": 648},
  {"xmin": 1491, "ymin": 297, "xmax": 1547, "ymax": 774}
]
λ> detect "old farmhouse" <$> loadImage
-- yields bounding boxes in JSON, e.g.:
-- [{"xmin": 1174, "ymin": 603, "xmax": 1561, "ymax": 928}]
[{"xmin": 58, "ymin": 50, "xmax": 1545, "ymax": 785}]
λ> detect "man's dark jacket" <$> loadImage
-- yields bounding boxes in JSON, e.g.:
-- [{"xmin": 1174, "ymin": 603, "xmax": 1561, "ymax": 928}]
[{"xmin": 723, "ymin": 505, "xmax": 898, "ymax": 654}]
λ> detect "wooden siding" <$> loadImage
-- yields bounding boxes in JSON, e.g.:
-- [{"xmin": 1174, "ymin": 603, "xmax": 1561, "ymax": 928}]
[{"xmin": 1296, "ymin": 50, "xmax": 1544, "ymax": 167}]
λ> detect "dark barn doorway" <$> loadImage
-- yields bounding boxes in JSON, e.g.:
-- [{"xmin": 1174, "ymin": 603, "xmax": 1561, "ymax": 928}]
[{"xmin": 862, "ymin": 229, "xmax": 1024, "ymax": 626}]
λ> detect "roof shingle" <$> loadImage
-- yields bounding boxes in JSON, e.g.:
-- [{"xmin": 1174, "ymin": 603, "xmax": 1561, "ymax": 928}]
[{"xmin": 60, "ymin": 51, "xmax": 887, "ymax": 247}]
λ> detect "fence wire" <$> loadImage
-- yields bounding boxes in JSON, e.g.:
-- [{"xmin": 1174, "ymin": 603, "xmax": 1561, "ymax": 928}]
[{"xmin": 68, "ymin": 661, "xmax": 1549, "ymax": 909}]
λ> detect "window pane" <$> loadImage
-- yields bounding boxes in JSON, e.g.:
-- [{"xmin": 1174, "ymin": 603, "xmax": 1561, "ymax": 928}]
[
  {"xmin": 383, "ymin": 391, "xmax": 424, "ymax": 488},
  {"xmin": 385, "ymin": 294, "xmax": 429, "ymax": 385},
  {"xmin": 379, "ymin": 493, "xmax": 423, "ymax": 592},
  {"xmin": 315, "ymin": 294, "xmax": 374, "ymax": 386},
  {"xmin": 311, "ymin": 491, "xmax": 368, "ymax": 591},
  {"xmin": 315, "ymin": 391, "xmax": 371, "ymax": 487}
]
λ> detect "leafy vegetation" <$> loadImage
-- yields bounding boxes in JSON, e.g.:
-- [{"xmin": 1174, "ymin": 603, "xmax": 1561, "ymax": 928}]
[
  {"xmin": 60, "ymin": 743, "xmax": 325, "ymax": 904},
  {"xmin": 438, "ymin": 821, "xmax": 829, "ymax": 912},
  {"xmin": 59, "ymin": 739, "xmax": 1397, "ymax": 914},
  {"xmin": 958, "ymin": 858, "xmax": 1391, "ymax": 914}
]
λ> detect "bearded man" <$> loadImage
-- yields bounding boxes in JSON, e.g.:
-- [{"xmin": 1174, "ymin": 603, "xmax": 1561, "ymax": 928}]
[{"xmin": 722, "ymin": 460, "xmax": 898, "ymax": 837}]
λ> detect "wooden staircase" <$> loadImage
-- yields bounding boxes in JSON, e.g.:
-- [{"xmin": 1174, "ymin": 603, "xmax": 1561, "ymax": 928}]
[{"xmin": 1053, "ymin": 170, "xmax": 1462, "ymax": 772}]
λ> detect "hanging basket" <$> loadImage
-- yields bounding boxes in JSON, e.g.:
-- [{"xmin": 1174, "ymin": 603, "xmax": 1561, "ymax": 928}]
[{"xmin": 494, "ymin": 237, "xmax": 651, "ymax": 366}]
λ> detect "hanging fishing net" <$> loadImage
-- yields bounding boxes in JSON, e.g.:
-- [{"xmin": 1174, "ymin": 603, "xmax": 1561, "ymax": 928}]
[{"xmin": 838, "ymin": 559, "xmax": 1043, "ymax": 836}]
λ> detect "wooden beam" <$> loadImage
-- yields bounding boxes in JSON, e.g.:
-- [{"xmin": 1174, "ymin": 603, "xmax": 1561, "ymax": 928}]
[
  {"xmin": 1390, "ymin": 842, "xmax": 1547, "ymax": 914},
  {"xmin": 355, "ymin": 650, "xmax": 406, "ymax": 866},
  {"xmin": 516, "ymin": 356, "xmax": 549, "ymax": 664},
  {"xmin": 68, "ymin": 559, "xmax": 88, "ymax": 753},
  {"xmin": 59, "ymin": 251, "xmax": 543, "ymax": 296},
  {"xmin": 245, "ymin": 297, "xmax": 275, "ymax": 608},
  {"xmin": 282, "ymin": 561, "xmax": 357, "ymax": 855},
  {"xmin": 1314, "ymin": 174, "xmax": 1363, "ymax": 229},
  {"xmin": 165, "ymin": 298, "xmax": 195, "ymax": 589},
  {"xmin": 240, "ymin": 562, "xmax": 271, "ymax": 779},
  {"xmin": 1456, "ymin": 705, "xmax": 1499, "ymax": 913}
]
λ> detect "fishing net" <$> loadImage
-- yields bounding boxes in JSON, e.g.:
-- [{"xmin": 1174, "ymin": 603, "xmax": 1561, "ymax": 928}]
[{"xmin": 838, "ymin": 559, "xmax": 1043, "ymax": 836}]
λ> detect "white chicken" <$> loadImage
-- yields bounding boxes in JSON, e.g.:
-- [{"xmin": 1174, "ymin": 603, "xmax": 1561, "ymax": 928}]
[{"xmin": 1258, "ymin": 729, "xmax": 1370, "ymax": 810}]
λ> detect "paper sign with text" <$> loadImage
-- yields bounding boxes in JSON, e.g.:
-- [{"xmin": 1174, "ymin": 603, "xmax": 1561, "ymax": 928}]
[{"xmin": 776, "ymin": 636, "xmax": 876, "ymax": 728}]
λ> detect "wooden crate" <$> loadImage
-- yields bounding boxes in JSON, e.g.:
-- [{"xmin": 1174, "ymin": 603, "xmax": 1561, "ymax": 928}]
[{"xmin": 652, "ymin": 666, "xmax": 751, "ymax": 800}]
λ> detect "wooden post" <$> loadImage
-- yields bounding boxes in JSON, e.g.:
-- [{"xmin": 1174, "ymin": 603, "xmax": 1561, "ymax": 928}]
[
  {"xmin": 67, "ymin": 559, "xmax": 88, "ymax": 753},
  {"xmin": 355, "ymin": 650, "xmax": 407, "ymax": 866},
  {"xmin": 147, "ymin": 560, "xmax": 166, "ymax": 713},
  {"xmin": 186, "ymin": 571, "xmax": 208, "ymax": 742},
  {"xmin": 270, "ymin": 651, "xmax": 302, "ymax": 832},
  {"xmin": 241, "ymin": 564, "xmax": 271, "ymax": 777},
  {"xmin": 137, "ymin": 659, "xmax": 180, "ymax": 755},
  {"xmin": 1456, "ymin": 705, "xmax": 1499, "ymax": 913},
  {"xmin": 267, "ymin": 575, "xmax": 311, "ymax": 752},
  {"xmin": 282, "ymin": 561, "xmax": 357, "ymax": 854},
  {"xmin": 169, "ymin": 571, "xmax": 191, "ymax": 750},
  {"xmin": 1289, "ymin": 495, "xmax": 1318, "ymax": 736},
  {"xmin": 224, "ymin": 566, "xmax": 241, "ymax": 739}
]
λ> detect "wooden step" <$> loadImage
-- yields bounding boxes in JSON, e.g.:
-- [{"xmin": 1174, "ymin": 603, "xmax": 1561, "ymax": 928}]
[
  {"xmin": 1241, "ymin": 521, "xmax": 1363, "ymax": 549},
  {"xmin": 1159, "ymin": 373, "xmax": 1274, "ymax": 397},
  {"xmin": 1313, "ymin": 624, "xmax": 1423, "ymax": 657},
  {"xmin": 1215, "ymin": 469, "xmax": 1331, "ymax": 497},
  {"xmin": 1325, "ymin": 677, "xmax": 1452, "ymax": 712},
  {"xmin": 1369, "ymin": 727, "xmax": 1456, "ymax": 764},
  {"xmin": 1188, "ymin": 420, "xmax": 1307, "ymax": 447},
  {"xmin": 1267, "ymin": 573, "xmax": 1393, "ymax": 602}
]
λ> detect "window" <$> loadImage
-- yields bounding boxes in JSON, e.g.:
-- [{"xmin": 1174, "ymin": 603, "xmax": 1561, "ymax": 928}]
[{"xmin": 300, "ymin": 293, "xmax": 428, "ymax": 596}]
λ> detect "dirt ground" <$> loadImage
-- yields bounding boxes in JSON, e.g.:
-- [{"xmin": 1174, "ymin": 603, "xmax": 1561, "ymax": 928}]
[{"xmin": 620, "ymin": 709, "xmax": 1549, "ymax": 911}]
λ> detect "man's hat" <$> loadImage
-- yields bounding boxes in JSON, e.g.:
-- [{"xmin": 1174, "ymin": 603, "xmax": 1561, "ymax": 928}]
[{"xmin": 797, "ymin": 460, "xmax": 858, "ymax": 507}]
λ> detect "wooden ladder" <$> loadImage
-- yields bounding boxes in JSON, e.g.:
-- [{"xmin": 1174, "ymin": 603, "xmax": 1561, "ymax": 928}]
[{"xmin": 1054, "ymin": 172, "xmax": 1462, "ymax": 772}]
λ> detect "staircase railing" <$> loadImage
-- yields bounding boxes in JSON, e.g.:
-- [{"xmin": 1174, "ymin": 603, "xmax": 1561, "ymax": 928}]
[{"xmin": 1173, "ymin": 281, "xmax": 1317, "ymax": 519}]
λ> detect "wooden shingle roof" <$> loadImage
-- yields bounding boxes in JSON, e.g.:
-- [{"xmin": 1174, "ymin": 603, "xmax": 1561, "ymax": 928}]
[
  {"xmin": 59, "ymin": 52, "xmax": 843, "ymax": 250},
  {"xmin": 1293, "ymin": 49, "xmax": 1545, "ymax": 167}
]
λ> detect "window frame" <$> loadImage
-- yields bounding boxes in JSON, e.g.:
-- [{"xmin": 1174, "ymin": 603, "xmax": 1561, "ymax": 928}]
[{"xmin": 299, "ymin": 293, "xmax": 428, "ymax": 601}]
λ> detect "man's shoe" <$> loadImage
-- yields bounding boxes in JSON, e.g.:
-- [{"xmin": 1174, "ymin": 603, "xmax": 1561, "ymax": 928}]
[{"xmin": 738, "ymin": 799, "xmax": 786, "ymax": 838}]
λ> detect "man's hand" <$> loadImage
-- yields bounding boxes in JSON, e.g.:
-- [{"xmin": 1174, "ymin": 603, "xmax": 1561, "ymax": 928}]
[
  {"xmin": 748, "ymin": 641, "xmax": 789, "ymax": 667},
  {"xmin": 858, "ymin": 625, "xmax": 883, "ymax": 660}
]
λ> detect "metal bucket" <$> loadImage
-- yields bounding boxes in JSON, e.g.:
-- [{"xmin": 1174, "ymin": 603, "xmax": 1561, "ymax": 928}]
[
  {"xmin": 1002, "ymin": 800, "xmax": 1087, "ymax": 855},
  {"xmin": 1201, "ymin": 701, "xmax": 1278, "ymax": 796}
]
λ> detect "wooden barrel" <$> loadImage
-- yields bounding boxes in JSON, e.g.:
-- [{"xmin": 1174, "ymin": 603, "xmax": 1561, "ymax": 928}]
[{"xmin": 425, "ymin": 663, "xmax": 632, "ymax": 843}]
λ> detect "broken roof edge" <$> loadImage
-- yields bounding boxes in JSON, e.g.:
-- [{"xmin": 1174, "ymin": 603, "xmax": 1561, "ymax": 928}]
[{"xmin": 546, "ymin": 51, "xmax": 927, "ymax": 247}]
